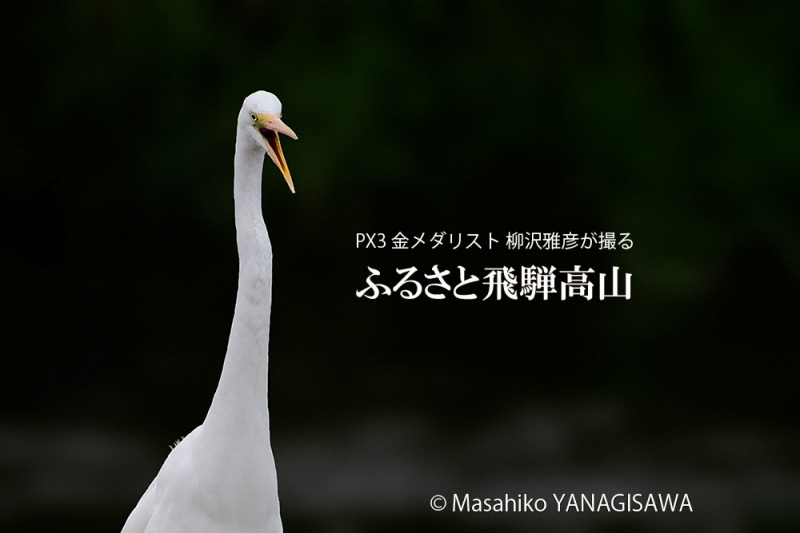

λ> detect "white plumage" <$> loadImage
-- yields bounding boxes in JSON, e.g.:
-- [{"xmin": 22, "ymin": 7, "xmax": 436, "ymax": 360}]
[{"xmin": 122, "ymin": 91, "xmax": 298, "ymax": 533}]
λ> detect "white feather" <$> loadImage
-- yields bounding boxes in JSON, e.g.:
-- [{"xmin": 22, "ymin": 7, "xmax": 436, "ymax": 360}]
[{"xmin": 122, "ymin": 91, "xmax": 294, "ymax": 533}]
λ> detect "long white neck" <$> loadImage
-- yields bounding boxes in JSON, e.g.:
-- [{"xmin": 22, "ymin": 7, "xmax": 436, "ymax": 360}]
[{"xmin": 204, "ymin": 129, "xmax": 273, "ymax": 433}]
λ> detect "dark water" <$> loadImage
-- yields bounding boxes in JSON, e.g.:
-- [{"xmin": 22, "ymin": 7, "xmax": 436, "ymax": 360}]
[{"xmin": 2, "ymin": 396, "xmax": 797, "ymax": 532}]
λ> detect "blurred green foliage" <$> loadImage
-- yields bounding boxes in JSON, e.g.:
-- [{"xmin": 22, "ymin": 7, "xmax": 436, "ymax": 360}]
[{"xmin": 3, "ymin": 0, "xmax": 799, "ymax": 419}]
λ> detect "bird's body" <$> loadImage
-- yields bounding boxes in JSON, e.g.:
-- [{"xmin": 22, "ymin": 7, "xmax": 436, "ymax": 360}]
[{"xmin": 122, "ymin": 91, "xmax": 297, "ymax": 533}]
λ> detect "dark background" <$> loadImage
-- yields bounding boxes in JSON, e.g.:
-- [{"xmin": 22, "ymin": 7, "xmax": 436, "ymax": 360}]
[{"xmin": 2, "ymin": 1, "xmax": 798, "ymax": 531}]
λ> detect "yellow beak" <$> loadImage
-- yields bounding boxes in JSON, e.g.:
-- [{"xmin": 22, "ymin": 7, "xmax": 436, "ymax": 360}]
[{"xmin": 256, "ymin": 113, "xmax": 298, "ymax": 193}]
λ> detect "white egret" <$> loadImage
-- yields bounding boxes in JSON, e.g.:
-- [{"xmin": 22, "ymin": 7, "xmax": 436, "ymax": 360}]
[{"xmin": 122, "ymin": 91, "xmax": 298, "ymax": 533}]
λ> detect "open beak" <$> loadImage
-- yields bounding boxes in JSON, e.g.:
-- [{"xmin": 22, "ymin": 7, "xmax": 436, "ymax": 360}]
[{"xmin": 256, "ymin": 113, "xmax": 298, "ymax": 193}]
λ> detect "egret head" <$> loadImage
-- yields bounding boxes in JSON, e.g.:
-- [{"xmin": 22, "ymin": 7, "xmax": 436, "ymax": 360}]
[{"xmin": 239, "ymin": 90, "xmax": 298, "ymax": 193}]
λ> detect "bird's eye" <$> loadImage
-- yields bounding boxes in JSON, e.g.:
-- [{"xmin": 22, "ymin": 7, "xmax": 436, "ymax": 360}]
[{"xmin": 250, "ymin": 113, "xmax": 257, "ymax": 122}]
